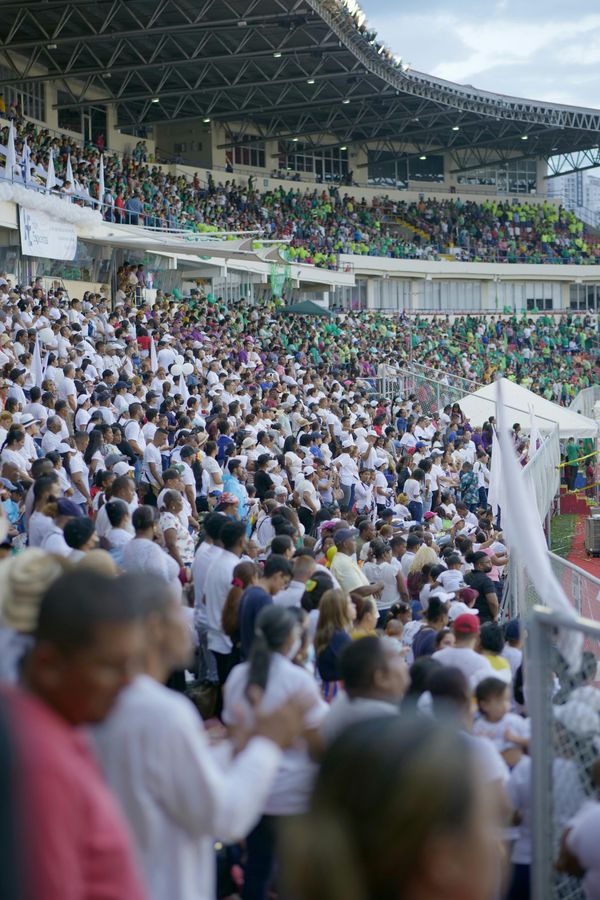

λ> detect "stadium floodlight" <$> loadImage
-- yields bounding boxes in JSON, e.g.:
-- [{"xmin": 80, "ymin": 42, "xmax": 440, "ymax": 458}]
[
  {"xmin": 273, "ymin": 52, "xmax": 282, "ymax": 58},
  {"xmin": 203, "ymin": 117, "xmax": 211, "ymax": 123},
  {"xmin": 151, "ymin": 97, "xmax": 160, "ymax": 103},
  {"xmin": 521, "ymin": 135, "xmax": 529, "ymax": 140},
  {"xmin": 452, "ymin": 125, "xmax": 460, "ymax": 131},
  {"xmin": 342, "ymin": 99, "xmax": 351, "ymax": 104},
  {"xmin": 340, "ymin": 146, "xmax": 347, "ymax": 151},
  {"xmin": 419, "ymin": 154, "xmax": 427, "ymax": 160},
  {"xmin": 307, "ymin": 79, "xmax": 316, "ymax": 84}
]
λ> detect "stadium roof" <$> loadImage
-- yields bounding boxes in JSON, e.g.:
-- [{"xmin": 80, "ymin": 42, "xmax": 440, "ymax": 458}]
[{"xmin": 1, "ymin": 0, "xmax": 599, "ymax": 175}]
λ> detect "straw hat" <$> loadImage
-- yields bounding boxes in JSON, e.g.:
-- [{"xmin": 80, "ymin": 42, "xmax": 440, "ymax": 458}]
[{"xmin": 0, "ymin": 549, "xmax": 70, "ymax": 633}]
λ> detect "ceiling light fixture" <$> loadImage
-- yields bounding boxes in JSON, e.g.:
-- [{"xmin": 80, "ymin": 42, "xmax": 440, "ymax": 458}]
[
  {"xmin": 521, "ymin": 135, "xmax": 529, "ymax": 140},
  {"xmin": 342, "ymin": 98, "xmax": 350, "ymax": 104},
  {"xmin": 151, "ymin": 97, "xmax": 160, "ymax": 103},
  {"xmin": 307, "ymin": 78, "xmax": 315, "ymax": 84},
  {"xmin": 203, "ymin": 117, "xmax": 211, "ymax": 123},
  {"xmin": 273, "ymin": 51, "xmax": 282, "ymax": 58},
  {"xmin": 419, "ymin": 154, "xmax": 427, "ymax": 160},
  {"xmin": 340, "ymin": 146, "xmax": 347, "ymax": 151},
  {"xmin": 452, "ymin": 125, "xmax": 460, "ymax": 131}
]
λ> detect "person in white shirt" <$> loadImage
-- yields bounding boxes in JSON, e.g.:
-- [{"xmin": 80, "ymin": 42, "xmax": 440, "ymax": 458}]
[
  {"xmin": 433, "ymin": 614, "xmax": 494, "ymax": 690},
  {"xmin": 203, "ymin": 520, "xmax": 247, "ymax": 683},
  {"xmin": 92, "ymin": 575, "xmax": 307, "ymax": 900},
  {"xmin": 41, "ymin": 498, "xmax": 83, "ymax": 557},
  {"xmin": 201, "ymin": 441, "xmax": 223, "ymax": 495},
  {"xmin": 223, "ymin": 604, "xmax": 328, "ymax": 900},
  {"xmin": 274, "ymin": 555, "xmax": 316, "ymax": 608},
  {"xmin": 142, "ymin": 428, "xmax": 168, "ymax": 497},
  {"xmin": 362, "ymin": 539, "xmax": 408, "ymax": 608},
  {"xmin": 58, "ymin": 364, "xmax": 77, "ymax": 413}
]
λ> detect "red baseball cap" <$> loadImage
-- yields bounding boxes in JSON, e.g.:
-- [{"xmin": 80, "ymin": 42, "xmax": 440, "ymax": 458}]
[{"xmin": 453, "ymin": 613, "xmax": 480, "ymax": 635}]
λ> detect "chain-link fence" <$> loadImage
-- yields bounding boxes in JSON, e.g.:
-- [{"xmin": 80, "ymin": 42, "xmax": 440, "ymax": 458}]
[
  {"xmin": 528, "ymin": 606, "xmax": 600, "ymax": 900},
  {"xmin": 361, "ymin": 363, "xmax": 479, "ymax": 411},
  {"xmin": 503, "ymin": 551, "xmax": 600, "ymax": 623}
]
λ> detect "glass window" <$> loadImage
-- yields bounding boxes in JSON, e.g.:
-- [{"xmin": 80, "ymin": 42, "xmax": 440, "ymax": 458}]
[
  {"xmin": 232, "ymin": 136, "xmax": 266, "ymax": 169},
  {"xmin": 367, "ymin": 151, "xmax": 408, "ymax": 189},
  {"xmin": 0, "ymin": 66, "xmax": 45, "ymax": 121},
  {"xmin": 278, "ymin": 141, "xmax": 348, "ymax": 181},
  {"xmin": 457, "ymin": 158, "xmax": 537, "ymax": 194}
]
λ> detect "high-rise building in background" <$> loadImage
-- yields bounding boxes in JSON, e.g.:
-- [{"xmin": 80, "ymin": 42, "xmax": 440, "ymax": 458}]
[{"xmin": 548, "ymin": 170, "xmax": 600, "ymax": 228}]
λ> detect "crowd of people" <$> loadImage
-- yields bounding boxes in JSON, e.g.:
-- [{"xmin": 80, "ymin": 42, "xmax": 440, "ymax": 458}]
[
  {"xmin": 0, "ymin": 281, "xmax": 598, "ymax": 900},
  {"xmin": 3, "ymin": 118, "xmax": 600, "ymax": 268}
]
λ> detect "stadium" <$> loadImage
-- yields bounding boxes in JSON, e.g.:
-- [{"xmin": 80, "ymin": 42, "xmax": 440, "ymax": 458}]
[
  {"xmin": 1, "ymin": 3, "xmax": 600, "ymax": 900},
  {"xmin": 1, "ymin": 0, "xmax": 600, "ymax": 311}
]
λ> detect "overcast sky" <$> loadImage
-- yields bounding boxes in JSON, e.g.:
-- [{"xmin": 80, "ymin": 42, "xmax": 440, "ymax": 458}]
[{"xmin": 364, "ymin": 0, "xmax": 600, "ymax": 109}]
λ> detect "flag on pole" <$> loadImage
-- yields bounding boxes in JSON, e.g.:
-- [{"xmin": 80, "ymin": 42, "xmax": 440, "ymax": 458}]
[
  {"xmin": 496, "ymin": 377, "xmax": 581, "ymax": 670},
  {"xmin": 45, "ymin": 149, "xmax": 57, "ymax": 192},
  {"xmin": 178, "ymin": 372, "xmax": 190, "ymax": 404},
  {"xmin": 66, "ymin": 153, "xmax": 74, "ymax": 187},
  {"xmin": 22, "ymin": 141, "xmax": 31, "ymax": 185},
  {"xmin": 98, "ymin": 154, "xmax": 105, "ymax": 209},
  {"xmin": 31, "ymin": 336, "xmax": 44, "ymax": 388},
  {"xmin": 487, "ymin": 428, "xmax": 502, "ymax": 517},
  {"xmin": 5, "ymin": 121, "xmax": 16, "ymax": 181},
  {"xmin": 150, "ymin": 337, "xmax": 158, "ymax": 373},
  {"xmin": 528, "ymin": 403, "xmax": 541, "ymax": 459}
]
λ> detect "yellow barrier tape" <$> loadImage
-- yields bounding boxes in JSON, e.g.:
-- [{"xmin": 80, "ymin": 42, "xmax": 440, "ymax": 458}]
[
  {"xmin": 557, "ymin": 449, "xmax": 600, "ymax": 469},
  {"xmin": 563, "ymin": 482, "xmax": 600, "ymax": 495}
]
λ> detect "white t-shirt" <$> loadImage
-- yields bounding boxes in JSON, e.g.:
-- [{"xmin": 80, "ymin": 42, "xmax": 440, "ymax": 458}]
[
  {"xmin": 472, "ymin": 712, "xmax": 530, "ymax": 753},
  {"xmin": 142, "ymin": 444, "xmax": 163, "ymax": 487},
  {"xmin": 201, "ymin": 456, "xmax": 222, "ymax": 493},
  {"xmin": 404, "ymin": 478, "xmax": 421, "ymax": 502},
  {"xmin": 296, "ymin": 477, "xmax": 321, "ymax": 512},
  {"xmin": 362, "ymin": 560, "xmax": 400, "ymax": 607},
  {"xmin": 124, "ymin": 419, "xmax": 146, "ymax": 453},
  {"xmin": 69, "ymin": 451, "xmax": 90, "ymax": 504},
  {"xmin": 432, "ymin": 646, "xmax": 495, "ymax": 690},
  {"xmin": 223, "ymin": 653, "xmax": 327, "ymax": 815},
  {"xmin": 437, "ymin": 569, "xmax": 465, "ymax": 593}
]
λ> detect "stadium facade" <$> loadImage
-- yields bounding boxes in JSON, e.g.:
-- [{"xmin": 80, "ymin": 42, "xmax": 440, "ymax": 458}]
[{"xmin": 1, "ymin": 0, "xmax": 600, "ymax": 312}]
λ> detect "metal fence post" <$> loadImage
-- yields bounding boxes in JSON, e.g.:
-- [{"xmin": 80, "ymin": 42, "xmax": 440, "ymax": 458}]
[{"xmin": 528, "ymin": 608, "xmax": 554, "ymax": 900}]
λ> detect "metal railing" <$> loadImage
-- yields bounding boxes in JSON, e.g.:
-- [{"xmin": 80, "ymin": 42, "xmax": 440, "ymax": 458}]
[{"xmin": 528, "ymin": 605, "xmax": 600, "ymax": 900}]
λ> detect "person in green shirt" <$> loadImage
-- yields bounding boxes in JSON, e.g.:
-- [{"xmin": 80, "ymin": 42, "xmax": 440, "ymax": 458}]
[{"xmin": 565, "ymin": 437, "xmax": 580, "ymax": 491}]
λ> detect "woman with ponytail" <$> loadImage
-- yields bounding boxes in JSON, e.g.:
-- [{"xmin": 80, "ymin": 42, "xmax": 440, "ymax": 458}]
[
  {"xmin": 222, "ymin": 604, "xmax": 328, "ymax": 900},
  {"xmin": 282, "ymin": 716, "xmax": 498, "ymax": 900}
]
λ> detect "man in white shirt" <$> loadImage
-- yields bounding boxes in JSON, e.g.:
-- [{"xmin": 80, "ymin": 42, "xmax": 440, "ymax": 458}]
[
  {"xmin": 203, "ymin": 521, "xmax": 246, "ymax": 683},
  {"xmin": 142, "ymin": 428, "xmax": 168, "ymax": 495},
  {"xmin": 70, "ymin": 432, "xmax": 92, "ymax": 509},
  {"xmin": 433, "ymin": 614, "xmax": 494, "ymax": 690},
  {"xmin": 58, "ymin": 363, "xmax": 77, "ymax": 413},
  {"xmin": 92, "ymin": 574, "xmax": 306, "ymax": 900}
]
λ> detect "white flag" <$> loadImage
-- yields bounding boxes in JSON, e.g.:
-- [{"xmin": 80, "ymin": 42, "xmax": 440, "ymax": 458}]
[
  {"xmin": 528, "ymin": 403, "xmax": 541, "ymax": 459},
  {"xmin": 66, "ymin": 153, "xmax": 74, "ymax": 186},
  {"xmin": 5, "ymin": 121, "xmax": 16, "ymax": 180},
  {"xmin": 496, "ymin": 377, "xmax": 581, "ymax": 670},
  {"xmin": 487, "ymin": 428, "xmax": 502, "ymax": 516},
  {"xmin": 22, "ymin": 141, "xmax": 31, "ymax": 185},
  {"xmin": 45, "ymin": 149, "xmax": 57, "ymax": 192},
  {"xmin": 31, "ymin": 336, "xmax": 44, "ymax": 388},
  {"xmin": 178, "ymin": 372, "xmax": 190, "ymax": 404},
  {"xmin": 98, "ymin": 154, "xmax": 105, "ymax": 209},
  {"xmin": 150, "ymin": 337, "xmax": 158, "ymax": 373}
]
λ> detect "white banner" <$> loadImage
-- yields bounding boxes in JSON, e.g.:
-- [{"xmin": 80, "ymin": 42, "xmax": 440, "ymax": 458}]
[{"xmin": 19, "ymin": 205, "xmax": 77, "ymax": 260}]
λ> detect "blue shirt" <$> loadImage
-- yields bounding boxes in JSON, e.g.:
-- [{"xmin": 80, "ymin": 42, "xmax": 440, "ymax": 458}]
[{"xmin": 239, "ymin": 587, "xmax": 272, "ymax": 659}]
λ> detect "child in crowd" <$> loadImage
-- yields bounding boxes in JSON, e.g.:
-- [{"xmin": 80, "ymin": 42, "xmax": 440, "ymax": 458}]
[{"xmin": 473, "ymin": 677, "xmax": 529, "ymax": 768}]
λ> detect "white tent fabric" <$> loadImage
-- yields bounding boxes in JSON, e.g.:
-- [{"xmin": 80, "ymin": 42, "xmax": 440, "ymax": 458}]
[{"xmin": 459, "ymin": 377, "xmax": 598, "ymax": 438}]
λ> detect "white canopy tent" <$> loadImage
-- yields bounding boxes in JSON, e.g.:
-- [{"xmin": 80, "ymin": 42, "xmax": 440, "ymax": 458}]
[{"xmin": 458, "ymin": 377, "xmax": 598, "ymax": 439}]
